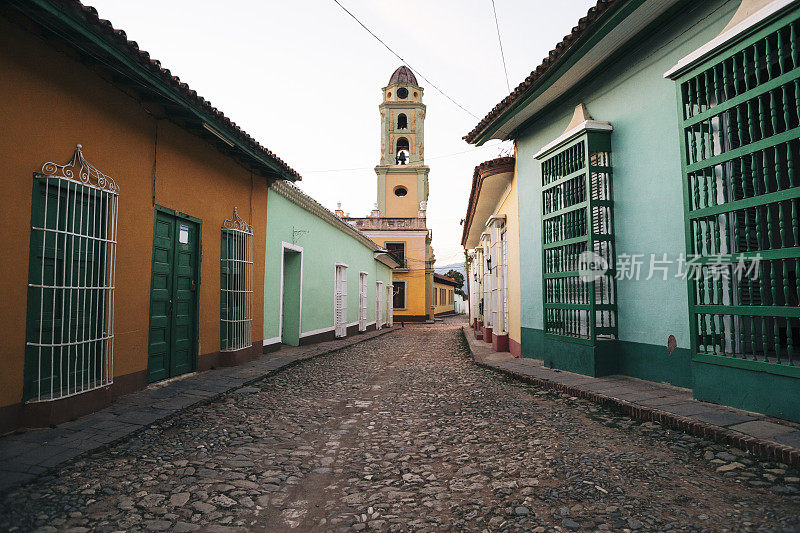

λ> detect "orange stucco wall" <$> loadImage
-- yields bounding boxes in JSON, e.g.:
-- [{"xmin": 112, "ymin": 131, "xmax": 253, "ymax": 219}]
[
  {"xmin": 433, "ymin": 283, "xmax": 455, "ymax": 315},
  {"xmin": 367, "ymin": 232, "xmax": 430, "ymax": 317},
  {"xmin": 0, "ymin": 17, "xmax": 268, "ymax": 408},
  {"xmin": 383, "ymin": 172, "xmax": 420, "ymax": 218}
]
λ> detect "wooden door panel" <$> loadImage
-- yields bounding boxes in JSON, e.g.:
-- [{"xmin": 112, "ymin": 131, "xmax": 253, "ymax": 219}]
[{"xmin": 148, "ymin": 211, "xmax": 198, "ymax": 382}]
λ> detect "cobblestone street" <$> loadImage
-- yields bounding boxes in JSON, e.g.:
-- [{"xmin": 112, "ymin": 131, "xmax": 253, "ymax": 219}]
[{"xmin": 2, "ymin": 318, "xmax": 800, "ymax": 532}]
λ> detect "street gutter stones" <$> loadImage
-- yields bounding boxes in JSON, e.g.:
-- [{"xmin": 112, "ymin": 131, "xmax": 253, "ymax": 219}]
[{"xmin": 0, "ymin": 319, "xmax": 798, "ymax": 531}]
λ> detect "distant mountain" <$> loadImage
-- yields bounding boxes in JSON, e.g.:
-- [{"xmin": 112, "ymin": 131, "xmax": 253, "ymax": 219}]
[{"xmin": 434, "ymin": 262, "xmax": 465, "ymax": 278}]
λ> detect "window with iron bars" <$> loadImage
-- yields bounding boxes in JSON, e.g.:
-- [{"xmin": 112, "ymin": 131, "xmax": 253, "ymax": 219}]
[
  {"xmin": 220, "ymin": 208, "xmax": 253, "ymax": 352},
  {"xmin": 673, "ymin": 8, "xmax": 800, "ymax": 374},
  {"xmin": 24, "ymin": 145, "xmax": 118, "ymax": 402},
  {"xmin": 537, "ymin": 126, "xmax": 617, "ymax": 343}
]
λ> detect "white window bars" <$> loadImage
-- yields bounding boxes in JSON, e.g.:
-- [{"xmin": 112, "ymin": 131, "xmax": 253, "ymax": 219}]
[
  {"xmin": 221, "ymin": 207, "xmax": 253, "ymax": 352},
  {"xmin": 334, "ymin": 264, "xmax": 348, "ymax": 337},
  {"xmin": 359, "ymin": 272, "xmax": 368, "ymax": 332},
  {"xmin": 376, "ymin": 281, "xmax": 384, "ymax": 329},
  {"xmin": 501, "ymin": 229, "xmax": 509, "ymax": 334},
  {"xmin": 26, "ymin": 145, "xmax": 118, "ymax": 402},
  {"xmin": 386, "ymin": 284, "xmax": 393, "ymax": 327}
]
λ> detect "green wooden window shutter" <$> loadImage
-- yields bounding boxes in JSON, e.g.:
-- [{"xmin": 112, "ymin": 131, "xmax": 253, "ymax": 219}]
[
  {"xmin": 674, "ymin": 9, "xmax": 800, "ymax": 376},
  {"xmin": 24, "ymin": 146, "xmax": 118, "ymax": 401},
  {"xmin": 536, "ymin": 127, "xmax": 617, "ymax": 344}
]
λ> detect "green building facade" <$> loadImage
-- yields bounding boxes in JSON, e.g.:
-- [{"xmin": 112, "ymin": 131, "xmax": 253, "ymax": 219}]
[
  {"xmin": 466, "ymin": 0, "xmax": 800, "ymax": 422},
  {"xmin": 263, "ymin": 181, "xmax": 396, "ymax": 349}
]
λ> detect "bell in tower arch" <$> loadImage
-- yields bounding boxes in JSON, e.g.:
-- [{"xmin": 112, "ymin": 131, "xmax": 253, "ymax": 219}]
[{"xmin": 395, "ymin": 137, "xmax": 410, "ymax": 165}]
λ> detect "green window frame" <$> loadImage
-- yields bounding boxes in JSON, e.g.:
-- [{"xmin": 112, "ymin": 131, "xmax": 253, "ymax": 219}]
[
  {"xmin": 673, "ymin": 7, "xmax": 800, "ymax": 377},
  {"xmin": 536, "ymin": 125, "xmax": 617, "ymax": 344}
]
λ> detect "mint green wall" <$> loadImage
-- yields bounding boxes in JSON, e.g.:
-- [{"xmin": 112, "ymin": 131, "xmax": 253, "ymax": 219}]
[
  {"xmin": 516, "ymin": 1, "xmax": 735, "ymax": 354},
  {"xmin": 264, "ymin": 189, "xmax": 393, "ymax": 342}
]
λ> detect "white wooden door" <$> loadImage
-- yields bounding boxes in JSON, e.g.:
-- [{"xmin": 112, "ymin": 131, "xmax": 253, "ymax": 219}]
[
  {"xmin": 386, "ymin": 284, "xmax": 393, "ymax": 327},
  {"xmin": 335, "ymin": 265, "xmax": 348, "ymax": 337},
  {"xmin": 359, "ymin": 273, "xmax": 368, "ymax": 332},
  {"xmin": 501, "ymin": 230, "xmax": 508, "ymax": 333},
  {"xmin": 376, "ymin": 281, "xmax": 383, "ymax": 329}
]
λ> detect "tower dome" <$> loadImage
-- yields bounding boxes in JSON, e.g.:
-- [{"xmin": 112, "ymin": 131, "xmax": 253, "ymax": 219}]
[{"xmin": 388, "ymin": 65, "xmax": 418, "ymax": 86}]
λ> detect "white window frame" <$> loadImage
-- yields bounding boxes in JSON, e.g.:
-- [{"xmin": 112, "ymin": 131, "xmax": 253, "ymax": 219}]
[
  {"xmin": 501, "ymin": 227, "xmax": 509, "ymax": 334},
  {"xmin": 481, "ymin": 235, "xmax": 492, "ymax": 328},
  {"xmin": 386, "ymin": 284, "xmax": 393, "ymax": 327},
  {"xmin": 334, "ymin": 263, "xmax": 348, "ymax": 338},
  {"xmin": 26, "ymin": 145, "xmax": 118, "ymax": 402},
  {"xmin": 358, "ymin": 271, "xmax": 368, "ymax": 332},
  {"xmin": 221, "ymin": 207, "xmax": 254, "ymax": 352},
  {"xmin": 376, "ymin": 281, "xmax": 384, "ymax": 329}
]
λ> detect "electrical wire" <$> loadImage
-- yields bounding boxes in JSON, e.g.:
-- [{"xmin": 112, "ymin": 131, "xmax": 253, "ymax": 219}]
[
  {"xmin": 331, "ymin": 0, "xmax": 480, "ymax": 120},
  {"xmin": 490, "ymin": 0, "xmax": 511, "ymax": 93},
  {"xmin": 303, "ymin": 143, "xmax": 498, "ymax": 174}
]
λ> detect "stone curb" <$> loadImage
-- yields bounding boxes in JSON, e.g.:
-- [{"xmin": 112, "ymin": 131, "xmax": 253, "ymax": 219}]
[
  {"xmin": 459, "ymin": 327, "xmax": 800, "ymax": 468},
  {"xmin": 0, "ymin": 327, "xmax": 400, "ymax": 495}
]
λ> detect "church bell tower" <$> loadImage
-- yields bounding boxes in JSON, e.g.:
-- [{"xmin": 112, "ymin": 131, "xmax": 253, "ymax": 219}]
[{"xmin": 376, "ymin": 66, "xmax": 430, "ymax": 218}]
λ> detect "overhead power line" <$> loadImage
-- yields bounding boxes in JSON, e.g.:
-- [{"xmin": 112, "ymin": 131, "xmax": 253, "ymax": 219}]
[
  {"xmin": 331, "ymin": 0, "xmax": 480, "ymax": 120},
  {"xmin": 490, "ymin": 0, "xmax": 511, "ymax": 93},
  {"xmin": 303, "ymin": 143, "xmax": 498, "ymax": 174}
]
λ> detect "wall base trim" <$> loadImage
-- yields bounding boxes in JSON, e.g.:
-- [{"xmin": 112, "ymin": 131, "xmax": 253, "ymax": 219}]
[
  {"xmin": 0, "ymin": 369, "xmax": 147, "ymax": 435},
  {"xmin": 508, "ymin": 337, "xmax": 521, "ymax": 358},
  {"xmin": 492, "ymin": 333, "xmax": 510, "ymax": 353},
  {"xmin": 199, "ymin": 342, "xmax": 261, "ymax": 371},
  {"xmin": 391, "ymin": 314, "xmax": 429, "ymax": 322}
]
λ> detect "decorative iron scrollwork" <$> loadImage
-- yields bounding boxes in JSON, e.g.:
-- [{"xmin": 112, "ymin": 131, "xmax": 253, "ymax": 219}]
[
  {"xmin": 41, "ymin": 144, "xmax": 118, "ymax": 193},
  {"xmin": 222, "ymin": 207, "xmax": 253, "ymax": 234}
]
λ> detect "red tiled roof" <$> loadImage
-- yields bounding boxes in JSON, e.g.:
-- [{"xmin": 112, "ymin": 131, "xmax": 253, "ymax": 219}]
[
  {"xmin": 29, "ymin": 0, "xmax": 301, "ymax": 180},
  {"xmin": 461, "ymin": 157, "xmax": 515, "ymax": 247},
  {"xmin": 464, "ymin": 0, "xmax": 622, "ymax": 144},
  {"xmin": 433, "ymin": 273, "xmax": 460, "ymax": 287}
]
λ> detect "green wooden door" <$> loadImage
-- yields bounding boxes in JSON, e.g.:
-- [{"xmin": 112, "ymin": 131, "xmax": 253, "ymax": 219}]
[{"xmin": 148, "ymin": 209, "xmax": 199, "ymax": 382}]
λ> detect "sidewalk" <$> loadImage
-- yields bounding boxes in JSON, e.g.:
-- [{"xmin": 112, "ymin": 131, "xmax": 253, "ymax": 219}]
[
  {"xmin": 0, "ymin": 326, "xmax": 399, "ymax": 493},
  {"xmin": 462, "ymin": 326, "xmax": 800, "ymax": 467}
]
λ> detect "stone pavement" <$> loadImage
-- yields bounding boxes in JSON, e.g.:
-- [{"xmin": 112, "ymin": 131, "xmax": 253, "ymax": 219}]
[
  {"xmin": 0, "ymin": 326, "xmax": 399, "ymax": 493},
  {"xmin": 462, "ymin": 320, "xmax": 800, "ymax": 467},
  {"xmin": 0, "ymin": 319, "xmax": 798, "ymax": 531}
]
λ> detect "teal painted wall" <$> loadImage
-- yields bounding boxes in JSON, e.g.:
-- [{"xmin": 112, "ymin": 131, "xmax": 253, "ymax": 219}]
[
  {"xmin": 523, "ymin": 327, "xmax": 692, "ymax": 388},
  {"xmin": 693, "ymin": 362, "xmax": 800, "ymax": 423},
  {"xmin": 515, "ymin": 0, "xmax": 735, "ymax": 387},
  {"xmin": 264, "ymin": 189, "xmax": 393, "ymax": 343}
]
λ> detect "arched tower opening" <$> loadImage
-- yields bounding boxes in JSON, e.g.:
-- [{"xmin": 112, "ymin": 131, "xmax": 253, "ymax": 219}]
[
  {"xmin": 397, "ymin": 113, "xmax": 407, "ymax": 130},
  {"xmin": 396, "ymin": 137, "xmax": 410, "ymax": 165}
]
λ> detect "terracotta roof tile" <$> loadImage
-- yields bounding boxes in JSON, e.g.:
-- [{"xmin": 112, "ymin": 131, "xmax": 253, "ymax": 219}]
[
  {"xmin": 433, "ymin": 273, "xmax": 460, "ymax": 287},
  {"xmin": 50, "ymin": 0, "xmax": 301, "ymax": 180},
  {"xmin": 461, "ymin": 157, "xmax": 515, "ymax": 247},
  {"xmin": 464, "ymin": 0, "xmax": 621, "ymax": 144}
]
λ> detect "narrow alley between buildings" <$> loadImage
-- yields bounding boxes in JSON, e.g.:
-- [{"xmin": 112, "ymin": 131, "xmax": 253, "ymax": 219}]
[{"xmin": 1, "ymin": 318, "xmax": 798, "ymax": 532}]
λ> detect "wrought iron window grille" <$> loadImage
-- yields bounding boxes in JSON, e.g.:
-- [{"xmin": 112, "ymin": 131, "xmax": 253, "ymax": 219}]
[
  {"xmin": 25, "ymin": 145, "xmax": 118, "ymax": 402},
  {"xmin": 220, "ymin": 207, "xmax": 253, "ymax": 352}
]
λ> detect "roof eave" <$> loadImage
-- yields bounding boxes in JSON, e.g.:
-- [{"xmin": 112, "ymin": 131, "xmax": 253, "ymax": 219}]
[
  {"xmin": 467, "ymin": 0, "xmax": 689, "ymax": 145},
  {"xmin": 13, "ymin": 0, "xmax": 301, "ymax": 182}
]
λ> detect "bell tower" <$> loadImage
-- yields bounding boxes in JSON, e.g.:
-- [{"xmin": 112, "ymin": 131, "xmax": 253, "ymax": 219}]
[{"xmin": 376, "ymin": 66, "xmax": 430, "ymax": 218}]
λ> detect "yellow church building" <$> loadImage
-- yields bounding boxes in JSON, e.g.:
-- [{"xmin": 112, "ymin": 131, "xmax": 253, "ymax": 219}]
[{"xmin": 343, "ymin": 66, "xmax": 435, "ymax": 321}]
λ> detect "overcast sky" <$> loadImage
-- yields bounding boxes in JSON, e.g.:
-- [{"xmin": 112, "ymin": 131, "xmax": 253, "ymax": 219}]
[{"xmin": 90, "ymin": 0, "xmax": 597, "ymax": 267}]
